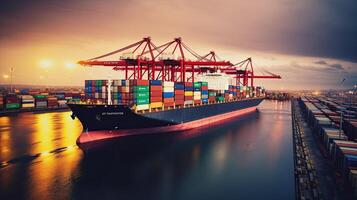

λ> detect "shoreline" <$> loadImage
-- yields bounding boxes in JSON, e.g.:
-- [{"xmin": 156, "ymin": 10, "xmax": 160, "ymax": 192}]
[{"xmin": 0, "ymin": 107, "xmax": 70, "ymax": 116}]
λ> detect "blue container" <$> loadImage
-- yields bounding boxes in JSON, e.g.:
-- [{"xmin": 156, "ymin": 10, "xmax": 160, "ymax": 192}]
[
  {"xmin": 233, "ymin": 92, "xmax": 237, "ymax": 96},
  {"xmin": 174, "ymin": 84, "xmax": 185, "ymax": 90},
  {"xmin": 20, "ymin": 89, "xmax": 30, "ymax": 94},
  {"xmin": 201, "ymin": 90, "xmax": 208, "ymax": 95},
  {"xmin": 202, "ymin": 98, "xmax": 208, "ymax": 103},
  {"xmin": 224, "ymin": 90, "xmax": 231, "ymax": 94},
  {"xmin": 184, "ymin": 87, "xmax": 193, "ymax": 91},
  {"xmin": 121, "ymin": 80, "xmax": 126, "ymax": 86},
  {"xmin": 174, "ymin": 82, "xmax": 185, "ymax": 86},
  {"xmin": 149, "ymin": 80, "xmax": 162, "ymax": 86},
  {"xmin": 194, "ymin": 88, "xmax": 201, "ymax": 91},
  {"xmin": 163, "ymin": 92, "xmax": 174, "ymax": 98},
  {"xmin": 228, "ymin": 85, "xmax": 234, "ymax": 89},
  {"xmin": 236, "ymin": 86, "xmax": 241, "ymax": 90}
]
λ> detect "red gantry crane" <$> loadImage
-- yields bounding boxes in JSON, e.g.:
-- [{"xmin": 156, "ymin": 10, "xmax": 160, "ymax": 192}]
[{"xmin": 78, "ymin": 37, "xmax": 281, "ymax": 87}]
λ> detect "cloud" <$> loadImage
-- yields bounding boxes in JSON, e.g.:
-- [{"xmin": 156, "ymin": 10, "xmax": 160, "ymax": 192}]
[
  {"xmin": 314, "ymin": 60, "xmax": 327, "ymax": 65},
  {"xmin": 312, "ymin": 60, "xmax": 345, "ymax": 71},
  {"xmin": 329, "ymin": 63, "xmax": 344, "ymax": 70}
]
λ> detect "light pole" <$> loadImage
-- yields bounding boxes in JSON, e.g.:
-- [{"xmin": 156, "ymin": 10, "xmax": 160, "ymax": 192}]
[{"xmin": 10, "ymin": 67, "xmax": 13, "ymax": 93}]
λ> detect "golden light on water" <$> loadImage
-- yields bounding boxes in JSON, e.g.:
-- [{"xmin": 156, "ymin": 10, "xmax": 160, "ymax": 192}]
[
  {"xmin": 0, "ymin": 117, "xmax": 11, "ymax": 161},
  {"xmin": 33, "ymin": 114, "xmax": 55, "ymax": 154}
]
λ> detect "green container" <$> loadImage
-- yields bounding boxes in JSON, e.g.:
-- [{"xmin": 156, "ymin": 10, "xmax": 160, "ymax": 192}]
[
  {"xmin": 134, "ymin": 92, "xmax": 149, "ymax": 99},
  {"xmin": 194, "ymin": 82, "xmax": 201, "ymax": 88},
  {"xmin": 216, "ymin": 96, "xmax": 224, "ymax": 101},
  {"xmin": 200, "ymin": 82, "xmax": 208, "ymax": 86},
  {"xmin": 133, "ymin": 86, "xmax": 149, "ymax": 92},
  {"xmin": 208, "ymin": 92, "xmax": 216, "ymax": 96},
  {"xmin": 95, "ymin": 80, "xmax": 103, "ymax": 86},
  {"xmin": 6, "ymin": 103, "xmax": 20, "ymax": 109},
  {"xmin": 113, "ymin": 93, "xmax": 119, "ymax": 99},
  {"xmin": 136, "ymin": 98, "xmax": 150, "ymax": 105},
  {"xmin": 34, "ymin": 94, "xmax": 47, "ymax": 99}
]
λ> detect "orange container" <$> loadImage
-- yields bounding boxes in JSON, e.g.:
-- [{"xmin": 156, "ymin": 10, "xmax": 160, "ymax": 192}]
[
  {"xmin": 174, "ymin": 90, "xmax": 184, "ymax": 95},
  {"xmin": 150, "ymin": 97, "xmax": 162, "ymax": 102},
  {"xmin": 175, "ymin": 100, "xmax": 184, "ymax": 105},
  {"xmin": 150, "ymin": 85, "xmax": 162, "ymax": 91},
  {"xmin": 163, "ymin": 98, "xmax": 174, "ymax": 103},
  {"xmin": 164, "ymin": 102, "xmax": 175, "ymax": 107}
]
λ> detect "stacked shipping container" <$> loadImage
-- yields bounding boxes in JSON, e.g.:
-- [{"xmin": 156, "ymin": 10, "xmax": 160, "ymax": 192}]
[
  {"xmin": 5, "ymin": 94, "xmax": 20, "ymax": 109},
  {"xmin": 149, "ymin": 80, "xmax": 163, "ymax": 109},
  {"xmin": 21, "ymin": 95, "xmax": 35, "ymax": 108},
  {"xmin": 184, "ymin": 82, "xmax": 193, "ymax": 105},
  {"xmin": 130, "ymin": 80, "xmax": 150, "ymax": 111},
  {"xmin": 174, "ymin": 82, "xmax": 184, "ymax": 106},
  {"xmin": 0, "ymin": 93, "xmax": 3, "ymax": 109},
  {"xmin": 163, "ymin": 81, "xmax": 174, "ymax": 108}
]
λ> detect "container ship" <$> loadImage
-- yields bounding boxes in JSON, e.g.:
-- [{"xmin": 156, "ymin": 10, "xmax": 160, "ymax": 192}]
[{"xmin": 68, "ymin": 37, "xmax": 281, "ymax": 146}]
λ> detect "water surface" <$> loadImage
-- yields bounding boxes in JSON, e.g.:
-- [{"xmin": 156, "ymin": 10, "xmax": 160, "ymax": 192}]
[{"xmin": 0, "ymin": 100, "xmax": 294, "ymax": 200}]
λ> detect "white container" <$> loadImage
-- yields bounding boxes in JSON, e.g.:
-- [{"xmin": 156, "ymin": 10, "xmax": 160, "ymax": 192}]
[
  {"xmin": 136, "ymin": 104, "xmax": 150, "ymax": 111},
  {"xmin": 163, "ymin": 81, "xmax": 174, "ymax": 87},
  {"xmin": 193, "ymin": 95, "xmax": 201, "ymax": 100},
  {"xmin": 184, "ymin": 100, "xmax": 193, "ymax": 105},
  {"xmin": 58, "ymin": 100, "xmax": 67, "ymax": 104},
  {"xmin": 163, "ymin": 87, "xmax": 174, "ymax": 92},
  {"xmin": 194, "ymin": 91, "xmax": 201, "ymax": 96}
]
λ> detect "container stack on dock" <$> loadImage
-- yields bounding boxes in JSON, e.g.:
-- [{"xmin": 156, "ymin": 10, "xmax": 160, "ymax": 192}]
[
  {"xmin": 20, "ymin": 95, "xmax": 35, "ymax": 109},
  {"xmin": 184, "ymin": 82, "xmax": 193, "ymax": 105},
  {"xmin": 131, "ymin": 80, "xmax": 150, "ymax": 111},
  {"xmin": 47, "ymin": 96, "xmax": 58, "ymax": 108},
  {"xmin": 5, "ymin": 94, "xmax": 20, "ymax": 110},
  {"xmin": 298, "ymin": 96, "xmax": 357, "ymax": 197},
  {"xmin": 162, "ymin": 81, "xmax": 174, "ymax": 108},
  {"xmin": 149, "ymin": 80, "xmax": 163, "ymax": 109},
  {"xmin": 0, "ymin": 93, "xmax": 3, "ymax": 109},
  {"xmin": 34, "ymin": 94, "xmax": 47, "ymax": 108},
  {"xmin": 174, "ymin": 82, "xmax": 184, "ymax": 107}
]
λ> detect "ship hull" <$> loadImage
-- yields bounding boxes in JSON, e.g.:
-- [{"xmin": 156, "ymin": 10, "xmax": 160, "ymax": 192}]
[{"xmin": 68, "ymin": 98, "xmax": 263, "ymax": 146}]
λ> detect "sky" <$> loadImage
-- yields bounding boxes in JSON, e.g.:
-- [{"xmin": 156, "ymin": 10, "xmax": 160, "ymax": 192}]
[{"xmin": 0, "ymin": 0, "xmax": 356, "ymax": 90}]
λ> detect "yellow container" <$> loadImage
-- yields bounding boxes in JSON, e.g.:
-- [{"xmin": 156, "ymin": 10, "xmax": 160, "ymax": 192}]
[
  {"xmin": 184, "ymin": 91, "xmax": 193, "ymax": 96},
  {"xmin": 150, "ymin": 102, "xmax": 163, "ymax": 108}
]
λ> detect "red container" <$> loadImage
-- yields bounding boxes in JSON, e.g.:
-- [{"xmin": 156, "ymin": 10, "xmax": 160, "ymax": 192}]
[
  {"xmin": 184, "ymin": 82, "xmax": 193, "ymax": 87},
  {"xmin": 150, "ymin": 97, "xmax": 162, "ymax": 102},
  {"xmin": 150, "ymin": 86, "xmax": 162, "ymax": 91},
  {"xmin": 164, "ymin": 102, "xmax": 175, "ymax": 107},
  {"xmin": 201, "ymin": 86, "xmax": 208, "ymax": 90},
  {"xmin": 209, "ymin": 96, "xmax": 215, "ymax": 101},
  {"xmin": 174, "ymin": 90, "xmax": 184, "ymax": 95},
  {"xmin": 175, "ymin": 100, "xmax": 184, "ymax": 105},
  {"xmin": 175, "ymin": 95, "xmax": 184, "ymax": 100},
  {"xmin": 130, "ymin": 80, "xmax": 149, "ymax": 86},
  {"xmin": 194, "ymin": 100, "xmax": 201, "ymax": 104},
  {"xmin": 184, "ymin": 96, "xmax": 193, "ymax": 100},
  {"xmin": 163, "ymin": 98, "xmax": 174, "ymax": 103},
  {"xmin": 150, "ymin": 91, "xmax": 162, "ymax": 97}
]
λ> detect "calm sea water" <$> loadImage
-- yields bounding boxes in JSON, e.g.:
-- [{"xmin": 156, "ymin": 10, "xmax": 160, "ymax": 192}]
[{"xmin": 0, "ymin": 100, "xmax": 294, "ymax": 200}]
